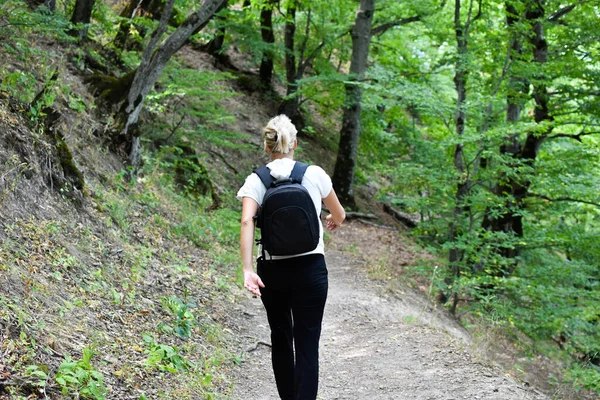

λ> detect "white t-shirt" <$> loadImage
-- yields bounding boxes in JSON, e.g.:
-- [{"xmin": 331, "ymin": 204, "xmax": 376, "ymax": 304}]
[{"xmin": 237, "ymin": 158, "xmax": 333, "ymax": 259}]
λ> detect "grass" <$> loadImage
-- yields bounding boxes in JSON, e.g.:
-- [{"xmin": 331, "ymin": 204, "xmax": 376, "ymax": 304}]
[{"xmin": 0, "ymin": 148, "xmax": 244, "ymax": 398}]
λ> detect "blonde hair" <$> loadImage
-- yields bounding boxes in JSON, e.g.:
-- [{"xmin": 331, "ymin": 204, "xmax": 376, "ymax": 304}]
[{"xmin": 263, "ymin": 114, "xmax": 297, "ymax": 154}]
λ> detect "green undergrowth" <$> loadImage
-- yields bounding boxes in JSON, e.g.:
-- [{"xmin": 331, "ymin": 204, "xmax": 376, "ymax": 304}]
[
  {"xmin": 0, "ymin": 150, "xmax": 244, "ymax": 398},
  {"xmin": 0, "ymin": 3, "xmax": 247, "ymax": 397},
  {"xmin": 398, "ymin": 249, "xmax": 600, "ymax": 397}
]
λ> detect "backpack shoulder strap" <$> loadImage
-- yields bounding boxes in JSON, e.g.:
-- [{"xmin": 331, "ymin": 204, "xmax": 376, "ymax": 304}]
[
  {"xmin": 253, "ymin": 165, "xmax": 274, "ymax": 189},
  {"xmin": 290, "ymin": 162, "xmax": 309, "ymax": 184}
]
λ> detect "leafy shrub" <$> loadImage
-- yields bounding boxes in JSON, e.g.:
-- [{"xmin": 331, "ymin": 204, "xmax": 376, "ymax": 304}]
[
  {"xmin": 142, "ymin": 334, "xmax": 193, "ymax": 373},
  {"xmin": 161, "ymin": 295, "xmax": 197, "ymax": 338},
  {"xmin": 55, "ymin": 346, "xmax": 107, "ymax": 399}
]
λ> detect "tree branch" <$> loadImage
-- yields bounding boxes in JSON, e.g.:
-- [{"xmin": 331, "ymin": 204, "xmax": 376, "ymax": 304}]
[
  {"xmin": 357, "ymin": 219, "xmax": 399, "ymax": 231},
  {"xmin": 529, "ymin": 194, "xmax": 600, "ymax": 208},
  {"xmin": 383, "ymin": 204, "xmax": 418, "ymax": 228},
  {"xmin": 345, "ymin": 211, "xmax": 377, "ymax": 220},
  {"xmin": 371, "ymin": 15, "xmax": 420, "ymax": 36},
  {"xmin": 206, "ymin": 148, "xmax": 239, "ymax": 174},
  {"xmin": 297, "ymin": 5, "xmax": 311, "ymax": 74},
  {"xmin": 464, "ymin": 0, "xmax": 483, "ymax": 38},
  {"xmin": 164, "ymin": 113, "xmax": 185, "ymax": 143},
  {"xmin": 298, "ymin": 30, "xmax": 349, "ymax": 78},
  {"xmin": 547, "ymin": 130, "xmax": 600, "ymax": 142},
  {"xmin": 472, "ymin": 0, "xmax": 483, "ymax": 22},
  {"xmin": 548, "ymin": 0, "xmax": 589, "ymax": 23},
  {"xmin": 371, "ymin": 0, "xmax": 447, "ymax": 36},
  {"xmin": 297, "ymin": 40, "xmax": 326, "ymax": 77}
]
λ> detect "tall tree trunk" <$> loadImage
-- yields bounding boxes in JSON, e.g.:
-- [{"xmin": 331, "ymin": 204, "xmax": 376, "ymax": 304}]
[
  {"xmin": 278, "ymin": 2, "xmax": 305, "ymax": 130},
  {"xmin": 114, "ymin": 0, "xmax": 139, "ymax": 49},
  {"xmin": 205, "ymin": 19, "xmax": 226, "ymax": 58},
  {"xmin": 331, "ymin": 0, "xmax": 375, "ymax": 208},
  {"xmin": 446, "ymin": 0, "xmax": 480, "ymax": 314},
  {"xmin": 481, "ymin": 1, "xmax": 527, "ymax": 274},
  {"xmin": 515, "ymin": 0, "xmax": 553, "ymax": 179},
  {"xmin": 478, "ymin": 1, "xmax": 552, "ymax": 280},
  {"xmin": 70, "ymin": 0, "xmax": 96, "ymax": 41},
  {"xmin": 259, "ymin": 0, "xmax": 276, "ymax": 88},
  {"xmin": 202, "ymin": 5, "xmax": 228, "ymax": 63},
  {"xmin": 121, "ymin": 0, "xmax": 228, "ymax": 169}
]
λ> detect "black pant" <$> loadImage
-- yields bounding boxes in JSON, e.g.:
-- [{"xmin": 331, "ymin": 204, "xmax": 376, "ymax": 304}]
[{"xmin": 258, "ymin": 254, "xmax": 328, "ymax": 400}]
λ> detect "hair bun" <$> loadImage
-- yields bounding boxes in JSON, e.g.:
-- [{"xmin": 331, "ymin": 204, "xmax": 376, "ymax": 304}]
[{"xmin": 263, "ymin": 114, "xmax": 297, "ymax": 154}]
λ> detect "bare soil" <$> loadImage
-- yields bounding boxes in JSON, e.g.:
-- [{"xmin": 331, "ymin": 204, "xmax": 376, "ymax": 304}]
[{"xmin": 229, "ymin": 222, "xmax": 549, "ymax": 400}]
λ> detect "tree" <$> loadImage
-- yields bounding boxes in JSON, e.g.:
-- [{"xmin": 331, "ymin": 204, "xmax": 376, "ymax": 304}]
[
  {"xmin": 331, "ymin": 0, "xmax": 375, "ymax": 208},
  {"xmin": 277, "ymin": 0, "xmax": 331, "ymax": 131},
  {"xmin": 70, "ymin": 0, "xmax": 96, "ymax": 40},
  {"xmin": 278, "ymin": 0, "xmax": 303, "ymax": 128},
  {"xmin": 121, "ymin": 0, "xmax": 228, "ymax": 169},
  {"xmin": 445, "ymin": 0, "xmax": 481, "ymax": 312},
  {"xmin": 203, "ymin": 10, "xmax": 227, "ymax": 62},
  {"xmin": 480, "ymin": 0, "xmax": 585, "ymax": 277},
  {"xmin": 259, "ymin": 0, "xmax": 277, "ymax": 88},
  {"xmin": 331, "ymin": 0, "xmax": 428, "ymax": 208},
  {"xmin": 114, "ymin": 0, "xmax": 166, "ymax": 50}
]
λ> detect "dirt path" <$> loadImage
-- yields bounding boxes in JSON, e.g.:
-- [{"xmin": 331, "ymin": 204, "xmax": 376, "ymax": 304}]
[{"xmin": 230, "ymin": 223, "xmax": 549, "ymax": 400}]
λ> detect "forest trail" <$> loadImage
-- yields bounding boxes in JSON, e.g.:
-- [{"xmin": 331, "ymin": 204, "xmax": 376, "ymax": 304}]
[{"xmin": 230, "ymin": 222, "xmax": 549, "ymax": 400}]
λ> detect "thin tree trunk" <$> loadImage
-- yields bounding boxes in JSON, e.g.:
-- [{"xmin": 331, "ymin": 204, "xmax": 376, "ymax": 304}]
[
  {"xmin": 516, "ymin": 1, "xmax": 553, "ymax": 174},
  {"xmin": 331, "ymin": 0, "xmax": 375, "ymax": 208},
  {"xmin": 479, "ymin": 1, "xmax": 552, "ymax": 279},
  {"xmin": 203, "ymin": 6, "xmax": 227, "ymax": 62},
  {"xmin": 114, "ymin": 0, "xmax": 140, "ymax": 49},
  {"xmin": 122, "ymin": 0, "xmax": 228, "ymax": 169},
  {"xmin": 278, "ymin": 2, "xmax": 305, "ymax": 129},
  {"xmin": 44, "ymin": 0, "xmax": 56, "ymax": 12},
  {"xmin": 259, "ymin": 0, "xmax": 276, "ymax": 88},
  {"xmin": 481, "ymin": 1, "xmax": 527, "ymax": 274},
  {"xmin": 446, "ymin": 0, "xmax": 480, "ymax": 314},
  {"xmin": 70, "ymin": 0, "xmax": 96, "ymax": 41},
  {"xmin": 206, "ymin": 23, "xmax": 226, "ymax": 57}
]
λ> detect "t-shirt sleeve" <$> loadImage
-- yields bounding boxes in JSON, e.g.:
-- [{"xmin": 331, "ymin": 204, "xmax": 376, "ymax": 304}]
[
  {"xmin": 307, "ymin": 166, "xmax": 333, "ymax": 198},
  {"xmin": 236, "ymin": 173, "xmax": 265, "ymax": 204}
]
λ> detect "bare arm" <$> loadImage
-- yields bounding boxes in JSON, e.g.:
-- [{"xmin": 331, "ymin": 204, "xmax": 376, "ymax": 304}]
[
  {"xmin": 240, "ymin": 197, "xmax": 264, "ymax": 295},
  {"xmin": 322, "ymin": 188, "xmax": 346, "ymax": 230}
]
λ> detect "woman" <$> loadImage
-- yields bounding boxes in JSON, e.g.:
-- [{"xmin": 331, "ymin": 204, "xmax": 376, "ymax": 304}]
[{"xmin": 238, "ymin": 114, "xmax": 346, "ymax": 400}]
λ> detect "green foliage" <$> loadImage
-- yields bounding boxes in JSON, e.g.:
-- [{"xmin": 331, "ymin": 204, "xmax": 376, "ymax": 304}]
[
  {"xmin": 0, "ymin": 0, "xmax": 75, "ymax": 104},
  {"xmin": 24, "ymin": 364, "xmax": 49, "ymax": 388},
  {"xmin": 354, "ymin": 0, "xmax": 600, "ymax": 393},
  {"xmin": 142, "ymin": 334, "xmax": 193, "ymax": 373},
  {"xmin": 145, "ymin": 63, "xmax": 243, "ymax": 147},
  {"xmin": 565, "ymin": 364, "xmax": 600, "ymax": 393},
  {"xmin": 2, "ymin": 0, "xmax": 599, "ymax": 396},
  {"xmin": 0, "ymin": 70, "xmax": 38, "ymax": 104},
  {"xmin": 0, "ymin": 0, "xmax": 74, "ymax": 43},
  {"xmin": 160, "ymin": 295, "xmax": 197, "ymax": 338},
  {"xmin": 502, "ymin": 250, "xmax": 600, "ymax": 378},
  {"xmin": 55, "ymin": 346, "xmax": 107, "ymax": 399}
]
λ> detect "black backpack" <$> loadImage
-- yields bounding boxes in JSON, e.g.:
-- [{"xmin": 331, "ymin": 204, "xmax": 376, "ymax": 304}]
[{"xmin": 253, "ymin": 162, "xmax": 320, "ymax": 258}]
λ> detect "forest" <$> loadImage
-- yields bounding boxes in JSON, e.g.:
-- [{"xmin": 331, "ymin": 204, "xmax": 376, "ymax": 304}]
[{"xmin": 0, "ymin": 0, "xmax": 599, "ymax": 398}]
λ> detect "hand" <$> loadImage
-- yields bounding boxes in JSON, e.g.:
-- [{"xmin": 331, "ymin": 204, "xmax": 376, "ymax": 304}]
[
  {"xmin": 326, "ymin": 214, "xmax": 341, "ymax": 231},
  {"xmin": 243, "ymin": 270, "xmax": 265, "ymax": 296}
]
